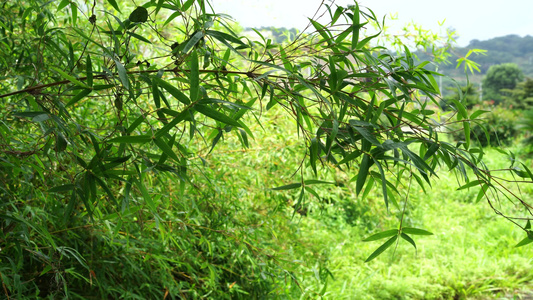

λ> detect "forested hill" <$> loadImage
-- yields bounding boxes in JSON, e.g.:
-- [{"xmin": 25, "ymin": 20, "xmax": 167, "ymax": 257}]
[{"xmin": 418, "ymin": 34, "xmax": 533, "ymax": 77}]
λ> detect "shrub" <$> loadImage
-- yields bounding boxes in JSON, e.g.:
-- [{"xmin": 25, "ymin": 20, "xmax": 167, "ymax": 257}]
[{"xmin": 448, "ymin": 106, "xmax": 520, "ymax": 147}]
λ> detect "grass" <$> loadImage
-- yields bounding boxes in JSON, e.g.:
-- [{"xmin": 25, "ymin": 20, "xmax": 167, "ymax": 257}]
[{"xmin": 204, "ymin": 106, "xmax": 533, "ymax": 299}]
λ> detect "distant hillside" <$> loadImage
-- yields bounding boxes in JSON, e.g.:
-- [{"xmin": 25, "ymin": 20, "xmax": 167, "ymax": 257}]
[{"xmin": 417, "ymin": 34, "xmax": 533, "ymax": 77}]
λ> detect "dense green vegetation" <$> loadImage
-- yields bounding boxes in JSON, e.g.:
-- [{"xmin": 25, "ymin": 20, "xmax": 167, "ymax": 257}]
[{"xmin": 1, "ymin": 0, "xmax": 533, "ymax": 299}]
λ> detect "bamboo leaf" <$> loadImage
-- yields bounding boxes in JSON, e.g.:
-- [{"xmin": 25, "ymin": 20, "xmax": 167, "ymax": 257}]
[
  {"xmin": 400, "ymin": 233, "xmax": 417, "ymax": 250},
  {"xmin": 86, "ymin": 55, "xmax": 93, "ymax": 87},
  {"xmin": 356, "ymin": 154, "xmax": 373, "ymax": 196},
  {"xmin": 155, "ymin": 109, "xmax": 190, "ymax": 138},
  {"xmin": 365, "ymin": 235, "xmax": 397, "ymax": 262},
  {"xmin": 309, "ymin": 138, "xmax": 318, "ymax": 176},
  {"xmin": 457, "ymin": 180, "xmax": 483, "ymax": 190},
  {"xmin": 51, "ymin": 67, "xmax": 90, "ymax": 89},
  {"xmin": 153, "ymin": 77, "xmax": 191, "ymax": 105},
  {"xmin": 154, "ymin": 137, "xmax": 180, "ymax": 162},
  {"xmin": 181, "ymin": 0, "xmax": 195, "ymax": 12},
  {"xmin": 351, "ymin": 3, "xmax": 360, "ymax": 50},
  {"xmin": 362, "ymin": 229, "xmax": 398, "ymax": 242},
  {"xmin": 107, "ymin": 135, "xmax": 152, "ymax": 144},
  {"xmin": 194, "ymin": 104, "xmax": 241, "ymax": 127},
  {"xmin": 373, "ymin": 158, "xmax": 389, "ymax": 209},
  {"xmin": 464, "ymin": 121, "xmax": 471, "ymax": 149},
  {"xmin": 105, "ymin": 0, "xmax": 121, "ymax": 12},
  {"xmin": 272, "ymin": 183, "xmax": 302, "ymax": 191},
  {"xmin": 183, "ymin": 31, "xmax": 204, "ymax": 53},
  {"xmin": 66, "ymin": 88, "xmax": 92, "ymax": 107},
  {"xmin": 114, "ymin": 59, "xmax": 129, "ymax": 90},
  {"xmin": 48, "ymin": 184, "xmax": 76, "ymax": 193},
  {"xmin": 126, "ymin": 31, "xmax": 152, "ymax": 44},
  {"xmin": 515, "ymin": 234, "xmax": 533, "ymax": 248},
  {"xmin": 402, "ymin": 227, "xmax": 434, "ymax": 236},
  {"xmin": 189, "ymin": 51, "xmax": 200, "ymax": 101}
]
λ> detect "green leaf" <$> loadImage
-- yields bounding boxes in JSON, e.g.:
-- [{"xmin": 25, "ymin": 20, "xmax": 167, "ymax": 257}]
[
  {"xmin": 107, "ymin": 135, "xmax": 152, "ymax": 144},
  {"xmin": 457, "ymin": 180, "xmax": 483, "ymax": 190},
  {"xmin": 55, "ymin": 133, "xmax": 68, "ymax": 152},
  {"xmin": 194, "ymin": 104, "xmax": 241, "ymax": 127},
  {"xmin": 126, "ymin": 31, "xmax": 152, "ymax": 44},
  {"xmin": 365, "ymin": 235, "xmax": 397, "ymax": 262},
  {"xmin": 66, "ymin": 88, "xmax": 92, "ymax": 107},
  {"xmin": 309, "ymin": 19, "xmax": 331, "ymax": 45},
  {"xmin": 183, "ymin": 31, "xmax": 204, "ymax": 54},
  {"xmin": 181, "ymin": 0, "xmax": 195, "ymax": 12},
  {"xmin": 57, "ymin": 0, "xmax": 70, "ymax": 11},
  {"xmin": 105, "ymin": 0, "xmax": 121, "ymax": 12},
  {"xmin": 309, "ymin": 138, "xmax": 318, "ymax": 176},
  {"xmin": 400, "ymin": 233, "xmax": 417, "ymax": 250},
  {"xmin": 114, "ymin": 59, "xmax": 129, "ymax": 90},
  {"xmin": 464, "ymin": 121, "xmax": 471, "ymax": 149},
  {"xmin": 205, "ymin": 30, "xmax": 245, "ymax": 46},
  {"xmin": 450, "ymin": 99, "xmax": 468, "ymax": 120},
  {"xmin": 303, "ymin": 180, "xmax": 335, "ymax": 185},
  {"xmin": 423, "ymin": 142, "xmax": 440, "ymax": 161},
  {"xmin": 153, "ymin": 77, "xmax": 191, "ymax": 105},
  {"xmin": 351, "ymin": 3, "xmax": 360, "ymax": 50},
  {"xmin": 470, "ymin": 109, "xmax": 490, "ymax": 120},
  {"xmin": 475, "ymin": 183, "xmax": 489, "ymax": 203},
  {"xmin": 136, "ymin": 179, "xmax": 155, "ymax": 213},
  {"xmin": 48, "ymin": 184, "xmax": 76, "ymax": 193},
  {"xmin": 272, "ymin": 183, "xmax": 302, "ymax": 191},
  {"xmin": 350, "ymin": 122, "xmax": 381, "ymax": 146},
  {"xmin": 86, "ymin": 55, "xmax": 93, "ymax": 87},
  {"xmin": 189, "ymin": 51, "xmax": 200, "ymax": 101},
  {"xmin": 51, "ymin": 67, "xmax": 90, "ymax": 89},
  {"xmin": 515, "ymin": 234, "xmax": 533, "ymax": 248},
  {"xmin": 356, "ymin": 154, "xmax": 372, "ymax": 196},
  {"xmin": 402, "ymin": 227, "xmax": 433, "ymax": 236},
  {"xmin": 373, "ymin": 159, "xmax": 389, "ymax": 209},
  {"xmin": 155, "ymin": 109, "xmax": 190, "ymax": 138},
  {"xmin": 362, "ymin": 229, "xmax": 398, "ymax": 242},
  {"xmin": 153, "ymin": 137, "xmax": 180, "ymax": 162},
  {"xmin": 521, "ymin": 163, "xmax": 533, "ymax": 181},
  {"xmin": 40, "ymin": 265, "xmax": 53, "ymax": 276},
  {"xmin": 129, "ymin": 6, "xmax": 148, "ymax": 23}
]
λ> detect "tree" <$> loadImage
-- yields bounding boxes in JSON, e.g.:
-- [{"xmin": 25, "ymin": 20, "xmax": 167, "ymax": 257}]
[
  {"xmin": 442, "ymin": 82, "xmax": 480, "ymax": 110},
  {"xmin": 502, "ymin": 77, "xmax": 533, "ymax": 109},
  {"xmin": 1, "ymin": 0, "xmax": 532, "ymax": 298},
  {"xmin": 483, "ymin": 63, "xmax": 524, "ymax": 103}
]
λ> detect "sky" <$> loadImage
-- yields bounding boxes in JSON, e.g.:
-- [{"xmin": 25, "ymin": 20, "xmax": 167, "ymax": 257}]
[{"xmin": 210, "ymin": 0, "xmax": 533, "ymax": 47}]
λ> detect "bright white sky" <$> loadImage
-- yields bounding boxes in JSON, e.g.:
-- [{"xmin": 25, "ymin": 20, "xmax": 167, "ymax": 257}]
[{"xmin": 211, "ymin": 0, "xmax": 533, "ymax": 47}]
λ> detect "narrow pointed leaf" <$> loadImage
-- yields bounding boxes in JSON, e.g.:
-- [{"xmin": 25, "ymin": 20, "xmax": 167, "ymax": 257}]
[
  {"xmin": 114, "ymin": 59, "xmax": 129, "ymax": 90},
  {"xmin": 400, "ymin": 233, "xmax": 417, "ymax": 250},
  {"xmin": 402, "ymin": 227, "xmax": 433, "ymax": 236},
  {"xmin": 154, "ymin": 137, "xmax": 180, "ymax": 162},
  {"xmin": 356, "ymin": 154, "xmax": 372, "ymax": 196},
  {"xmin": 457, "ymin": 180, "xmax": 483, "ymax": 190},
  {"xmin": 189, "ymin": 51, "xmax": 200, "ymax": 101},
  {"xmin": 86, "ymin": 55, "xmax": 93, "ymax": 87},
  {"xmin": 515, "ymin": 235, "xmax": 533, "ymax": 248},
  {"xmin": 107, "ymin": 135, "xmax": 152, "ymax": 144},
  {"xmin": 194, "ymin": 104, "xmax": 240, "ymax": 127},
  {"xmin": 272, "ymin": 183, "xmax": 302, "ymax": 191},
  {"xmin": 153, "ymin": 77, "xmax": 190, "ymax": 105},
  {"xmin": 105, "ymin": 0, "xmax": 121, "ymax": 12},
  {"xmin": 365, "ymin": 235, "xmax": 397, "ymax": 262},
  {"xmin": 51, "ymin": 67, "xmax": 90, "ymax": 89},
  {"xmin": 362, "ymin": 229, "xmax": 398, "ymax": 242}
]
